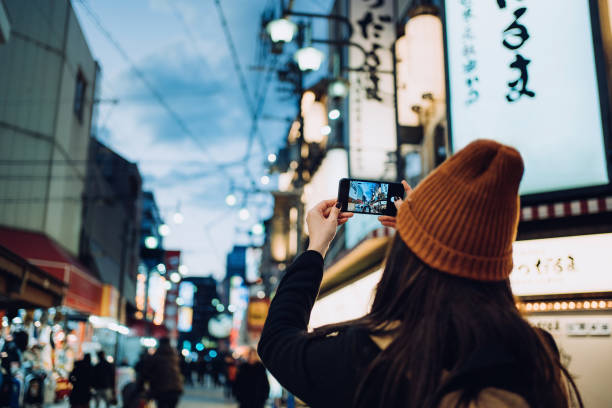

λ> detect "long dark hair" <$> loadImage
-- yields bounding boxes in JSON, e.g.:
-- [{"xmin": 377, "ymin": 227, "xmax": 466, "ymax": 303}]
[{"xmin": 313, "ymin": 236, "xmax": 583, "ymax": 407}]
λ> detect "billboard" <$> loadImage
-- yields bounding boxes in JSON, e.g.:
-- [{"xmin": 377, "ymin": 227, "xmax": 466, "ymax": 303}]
[
  {"xmin": 443, "ymin": 0, "xmax": 610, "ymax": 200},
  {"xmin": 510, "ymin": 233, "xmax": 612, "ymax": 296}
]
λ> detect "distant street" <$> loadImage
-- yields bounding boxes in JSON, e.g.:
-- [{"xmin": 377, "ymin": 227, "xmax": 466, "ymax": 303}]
[{"xmin": 179, "ymin": 386, "xmax": 237, "ymax": 408}]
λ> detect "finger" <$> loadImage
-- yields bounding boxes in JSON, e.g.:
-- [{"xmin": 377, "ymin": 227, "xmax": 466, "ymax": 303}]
[
  {"xmin": 317, "ymin": 199, "xmax": 338, "ymax": 216},
  {"xmin": 328, "ymin": 204, "xmax": 341, "ymax": 222},
  {"xmin": 402, "ymin": 180, "xmax": 412, "ymax": 194},
  {"xmin": 394, "ymin": 198, "xmax": 404, "ymax": 210},
  {"xmin": 315, "ymin": 199, "xmax": 337, "ymax": 212},
  {"xmin": 378, "ymin": 216, "xmax": 395, "ymax": 222},
  {"xmin": 337, "ymin": 219, "xmax": 348, "ymax": 226},
  {"xmin": 339, "ymin": 212, "xmax": 353, "ymax": 219},
  {"xmin": 380, "ymin": 221, "xmax": 396, "ymax": 228}
]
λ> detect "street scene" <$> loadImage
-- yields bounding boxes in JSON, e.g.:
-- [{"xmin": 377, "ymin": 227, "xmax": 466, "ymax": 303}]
[
  {"xmin": 347, "ymin": 181, "xmax": 388, "ymax": 214},
  {"xmin": 0, "ymin": 0, "xmax": 612, "ymax": 407}
]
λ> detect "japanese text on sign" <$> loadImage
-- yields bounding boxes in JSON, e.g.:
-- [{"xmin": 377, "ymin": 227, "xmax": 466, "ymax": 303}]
[{"xmin": 497, "ymin": 0, "xmax": 535, "ymax": 102}]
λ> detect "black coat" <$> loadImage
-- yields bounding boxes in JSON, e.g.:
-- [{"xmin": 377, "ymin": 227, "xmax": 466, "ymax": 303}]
[
  {"xmin": 258, "ymin": 251, "xmax": 538, "ymax": 408},
  {"xmin": 93, "ymin": 360, "xmax": 115, "ymax": 390},
  {"xmin": 234, "ymin": 362, "xmax": 269, "ymax": 408},
  {"xmin": 69, "ymin": 360, "xmax": 94, "ymax": 405},
  {"xmin": 141, "ymin": 346, "xmax": 183, "ymax": 395}
]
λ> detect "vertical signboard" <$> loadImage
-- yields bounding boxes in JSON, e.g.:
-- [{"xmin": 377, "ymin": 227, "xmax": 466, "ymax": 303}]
[
  {"xmin": 347, "ymin": 0, "xmax": 397, "ymax": 248},
  {"xmin": 443, "ymin": 0, "xmax": 610, "ymax": 198},
  {"xmin": 349, "ymin": 0, "xmax": 397, "ymax": 181}
]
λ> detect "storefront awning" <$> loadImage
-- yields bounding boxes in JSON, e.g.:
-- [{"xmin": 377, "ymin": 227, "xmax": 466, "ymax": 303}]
[
  {"xmin": 0, "ymin": 226, "xmax": 103, "ymax": 315},
  {"xmin": 0, "ymin": 244, "xmax": 66, "ymax": 308}
]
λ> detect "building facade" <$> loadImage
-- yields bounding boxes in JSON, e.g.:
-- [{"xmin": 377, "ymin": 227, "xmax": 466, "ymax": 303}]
[
  {"xmin": 0, "ymin": 0, "xmax": 98, "ymax": 255},
  {"xmin": 80, "ymin": 139, "xmax": 142, "ymax": 314}
]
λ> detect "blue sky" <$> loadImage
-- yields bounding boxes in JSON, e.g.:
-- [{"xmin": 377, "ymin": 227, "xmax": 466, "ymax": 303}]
[{"xmin": 73, "ymin": 0, "xmax": 333, "ymax": 279}]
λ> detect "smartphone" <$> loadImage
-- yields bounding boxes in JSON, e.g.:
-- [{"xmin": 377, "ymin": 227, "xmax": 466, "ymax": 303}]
[{"xmin": 337, "ymin": 178, "xmax": 404, "ymax": 216}]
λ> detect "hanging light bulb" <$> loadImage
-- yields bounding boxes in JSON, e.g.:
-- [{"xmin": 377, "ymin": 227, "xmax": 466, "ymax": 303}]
[
  {"xmin": 144, "ymin": 236, "xmax": 158, "ymax": 249},
  {"xmin": 267, "ymin": 153, "xmax": 277, "ymax": 163},
  {"xmin": 266, "ymin": 18, "xmax": 298, "ymax": 43},
  {"xmin": 158, "ymin": 224, "xmax": 170, "ymax": 236},
  {"xmin": 260, "ymin": 175, "xmax": 270, "ymax": 185},
  {"xmin": 294, "ymin": 46, "xmax": 324, "ymax": 71},
  {"xmin": 251, "ymin": 223, "xmax": 264, "ymax": 235},
  {"xmin": 328, "ymin": 109, "xmax": 341, "ymax": 120},
  {"xmin": 225, "ymin": 193, "xmax": 237, "ymax": 206},
  {"xmin": 173, "ymin": 212, "xmax": 184, "ymax": 224},
  {"xmin": 328, "ymin": 79, "xmax": 349, "ymax": 98},
  {"xmin": 239, "ymin": 208, "xmax": 250, "ymax": 221}
]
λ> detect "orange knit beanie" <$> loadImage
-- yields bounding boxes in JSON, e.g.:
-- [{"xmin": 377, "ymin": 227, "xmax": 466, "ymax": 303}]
[{"xmin": 396, "ymin": 139, "xmax": 524, "ymax": 281}]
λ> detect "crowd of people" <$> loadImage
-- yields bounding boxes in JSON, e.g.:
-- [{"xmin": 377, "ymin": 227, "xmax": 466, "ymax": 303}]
[
  {"xmin": 63, "ymin": 337, "xmax": 270, "ymax": 408},
  {"xmin": 178, "ymin": 346, "xmax": 270, "ymax": 408}
]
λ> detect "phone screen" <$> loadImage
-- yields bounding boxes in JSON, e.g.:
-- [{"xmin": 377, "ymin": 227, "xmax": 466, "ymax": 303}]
[{"xmin": 338, "ymin": 178, "xmax": 403, "ymax": 216}]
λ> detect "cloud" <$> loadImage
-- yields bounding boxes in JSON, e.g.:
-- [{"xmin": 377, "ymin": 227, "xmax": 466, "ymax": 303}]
[{"xmin": 84, "ymin": 0, "xmax": 309, "ymax": 279}]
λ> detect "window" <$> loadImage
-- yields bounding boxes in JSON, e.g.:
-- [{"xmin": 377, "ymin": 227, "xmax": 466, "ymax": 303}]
[{"xmin": 74, "ymin": 71, "xmax": 87, "ymax": 122}]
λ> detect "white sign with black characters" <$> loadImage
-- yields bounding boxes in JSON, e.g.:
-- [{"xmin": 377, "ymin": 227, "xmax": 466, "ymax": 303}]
[
  {"xmin": 510, "ymin": 233, "xmax": 612, "ymax": 296},
  {"xmin": 348, "ymin": 0, "xmax": 397, "ymax": 181},
  {"xmin": 444, "ymin": 0, "xmax": 609, "ymax": 196}
]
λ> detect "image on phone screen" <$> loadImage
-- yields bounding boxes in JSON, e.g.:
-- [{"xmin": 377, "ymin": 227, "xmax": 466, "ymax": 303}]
[{"xmin": 347, "ymin": 180, "xmax": 389, "ymax": 214}]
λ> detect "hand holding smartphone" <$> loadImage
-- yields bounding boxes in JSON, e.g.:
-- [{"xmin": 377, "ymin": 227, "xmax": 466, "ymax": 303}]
[{"xmin": 337, "ymin": 178, "xmax": 406, "ymax": 216}]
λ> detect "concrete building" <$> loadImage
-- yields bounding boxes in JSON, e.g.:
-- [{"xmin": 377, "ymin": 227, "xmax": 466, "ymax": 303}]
[
  {"xmin": 0, "ymin": 0, "xmax": 98, "ymax": 255},
  {"xmin": 80, "ymin": 139, "xmax": 142, "ymax": 313}
]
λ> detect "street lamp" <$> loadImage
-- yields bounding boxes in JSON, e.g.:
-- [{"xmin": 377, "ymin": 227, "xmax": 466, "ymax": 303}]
[
  {"xmin": 266, "ymin": 18, "xmax": 297, "ymax": 43},
  {"xmin": 294, "ymin": 46, "xmax": 324, "ymax": 71}
]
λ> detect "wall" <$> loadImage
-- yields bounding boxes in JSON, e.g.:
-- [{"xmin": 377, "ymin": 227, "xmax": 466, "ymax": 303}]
[
  {"xmin": 528, "ymin": 314, "xmax": 612, "ymax": 408},
  {"xmin": 0, "ymin": 0, "xmax": 96, "ymax": 255}
]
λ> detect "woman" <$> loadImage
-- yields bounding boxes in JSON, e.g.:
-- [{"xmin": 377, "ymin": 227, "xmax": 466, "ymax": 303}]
[{"xmin": 258, "ymin": 140, "xmax": 582, "ymax": 407}]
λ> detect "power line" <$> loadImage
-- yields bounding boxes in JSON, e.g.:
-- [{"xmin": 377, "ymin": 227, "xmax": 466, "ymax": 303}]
[
  {"xmin": 213, "ymin": 0, "xmax": 257, "ymax": 117},
  {"xmin": 212, "ymin": 0, "xmax": 279, "ymax": 189},
  {"xmin": 75, "ymin": 0, "xmax": 235, "ymax": 183}
]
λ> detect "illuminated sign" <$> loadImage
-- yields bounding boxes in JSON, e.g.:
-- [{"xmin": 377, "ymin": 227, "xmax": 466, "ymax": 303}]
[
  {"xmin": 177, "ymin": 307, "xmax": 193, "ymax": 332},
  {"xmin": 510, "ymin": 233, "xmax": 612, "ymax": 296},
  {"xmin": 348, "ymin": 0, "xmax": 397, "ymax": 181},
  {"xmin": 444, "ymin": 0, "xmax": 609, "ymax": 197},
  {"xmin": 246, "ymin": 297, "xmax": 270, "ymax": 337},
  {"xmin": 147, "ymin": 272, "xmax": 167, "ymax": 324},
  {"xmin": 178, "ymin": 282, "xmax": 195, "ymax": 307}
]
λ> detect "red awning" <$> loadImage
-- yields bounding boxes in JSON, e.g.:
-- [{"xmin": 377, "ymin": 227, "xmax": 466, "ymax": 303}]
[{"xmin": 0, "ymin": 226, "xmax": 103, "ymax": 315}]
